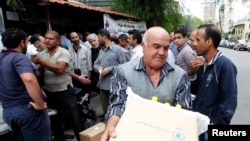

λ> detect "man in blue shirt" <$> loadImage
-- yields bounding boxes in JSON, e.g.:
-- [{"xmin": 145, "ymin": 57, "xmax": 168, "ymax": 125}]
[
  {"xmin": 0, "ymin": 28, "xmax": 50, "ymax": 141},
  {"xmin": 189, "ymin": 24, "xmax": 238, "ymax": 141},
  {"xmin": 93, "ymin": 29, "xmax": 130, "ymax": 118}
]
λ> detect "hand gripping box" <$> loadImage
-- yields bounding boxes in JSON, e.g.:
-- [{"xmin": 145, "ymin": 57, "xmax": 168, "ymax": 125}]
[
  {"xmin": 109, "ymin": 87, "xmax": 210, "ymax": 141},
  {"xmin": 79, "ymin": 122, "xmax": 105, "ymax": 141}
]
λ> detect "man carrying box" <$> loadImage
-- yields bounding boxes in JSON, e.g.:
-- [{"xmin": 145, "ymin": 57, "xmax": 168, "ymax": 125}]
[{"xmin": 100, "ymin": 26, "xmax": 192, "ymax": 141}]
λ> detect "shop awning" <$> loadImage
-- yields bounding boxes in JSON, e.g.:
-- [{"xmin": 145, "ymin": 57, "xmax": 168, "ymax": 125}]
[{"xmin": 43, "ymin": 0, "xmax": 139, "ymax": 20}]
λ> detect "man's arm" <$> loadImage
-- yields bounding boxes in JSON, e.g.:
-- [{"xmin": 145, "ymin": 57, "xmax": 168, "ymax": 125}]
[
  {"xmin": 20, "ymin": 73, "xmax": 47, "ymax": 110},
  {"xmin": 212, "ymin": 62, "xmax": 237, "ymax": 124},
  {"xmin": 101, "ymin": 68, "xmax": 128, "ymax": 141},
  {"xmin": 175, "ymin": 74, "xmax": 192, "ymax": 110},
  {"xmin": 32, "ymin": 55, "xmax": 67, "ymax": 74},
  {"xmin": 100, "ymin": 115, "xmax": 120, "ymax": 141}
]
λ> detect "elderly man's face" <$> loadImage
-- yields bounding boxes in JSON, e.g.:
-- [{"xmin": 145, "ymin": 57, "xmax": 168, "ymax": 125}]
[
  {"xmin": 142, "ymin": 31, "xmax": 170, "ymax": 69},
  {"xmin": 88, "ymin": 38, "xmax": 99, "ymax": 48}
]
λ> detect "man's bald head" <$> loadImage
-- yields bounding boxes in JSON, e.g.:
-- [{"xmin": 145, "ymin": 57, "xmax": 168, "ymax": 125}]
[
  {"xmin": 46, "ymin": 30, "xmax": 60, "ymax": 39},
  {"xmin": 143, "ymin": 26, "xmax": 170, "ymax": 46}
]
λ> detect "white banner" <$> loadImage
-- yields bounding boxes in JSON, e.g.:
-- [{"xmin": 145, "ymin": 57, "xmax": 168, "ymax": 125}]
[{"xmin": 103, "ymin": 14, "xmax": 147, "ymax": 36}]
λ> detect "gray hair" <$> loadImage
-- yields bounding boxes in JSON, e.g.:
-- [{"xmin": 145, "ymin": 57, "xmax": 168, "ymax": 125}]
[{"xmin": 86, "ymin": 33, "xmax": 98, "ymax": 41}]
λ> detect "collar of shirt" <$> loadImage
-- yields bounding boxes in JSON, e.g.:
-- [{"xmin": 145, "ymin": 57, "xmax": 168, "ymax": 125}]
[
  {"xmin": 203, "ymin": 50, "xmax": 222, "ymax": 72},
  {"xmin": 101, "ymin": 43, "xmax": 116, "ymax": 51},
  {"xmin": 45, "ymin": 46, "xmax": 59, "ymax": 54},
  {"xmin": 177, "ymin": 40, "xmax": 189, "ymax": 52},
  {"xmin": 205, "ymin": 50, "xmax": 222, "ymax": 66},
  {"xmin": 134, "ymin": 58, "xmax": 175, "ymax": 76}
]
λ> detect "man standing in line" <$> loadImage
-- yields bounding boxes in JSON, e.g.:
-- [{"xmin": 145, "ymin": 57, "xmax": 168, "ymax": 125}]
[
  {"xmin": 118, "ymin": 33, "xmax": 133, "ymax": 55},
  {"xmin": 32, "ymin": 30, "xmax": 83, "ymax": 141},
  {"xmin": 94, "ymin": 29, "xmax": 130, "ymax": 119},
  {"xmin": 169, "ymin": 31, "xmax": 178, "ymax": 60},
  {"xmin": 100, "ymin": 26, "xmax": 191, "ymax": 141},
  {"xmin": 86, "ymin": 33, "xmax": 102, "ymax": 94},
  {"xmin": 0, "ymin": 28, "xmax": 50, "ymax": 141},
  {"xmin": 189, "ymin": 29, "xmax": 198, "ymax": 51},
  {"xmin": 189, "ymin": 24, "xmax": 238, "ymax": 141},
  {"xmin": 128, "ymin": 29, "xmax": 143, "ymax": 61},
  {"xmin": 69, "ymin": 31, "xmax": 92, "ymax": 97},
  {"xmin": 174, "ymin": 26, "xmax": 196, "ymax": 73}
]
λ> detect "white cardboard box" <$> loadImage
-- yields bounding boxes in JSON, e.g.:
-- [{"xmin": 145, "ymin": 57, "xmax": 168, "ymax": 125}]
[{"xmin": 109, "ymin": 88, "xmax": 210, "ymax": 141}]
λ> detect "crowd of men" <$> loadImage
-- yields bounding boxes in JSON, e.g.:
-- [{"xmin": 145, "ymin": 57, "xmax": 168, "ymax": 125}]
[{"xmin": 0, "ymin": 24, "xmax": 238, "ymax": 141}]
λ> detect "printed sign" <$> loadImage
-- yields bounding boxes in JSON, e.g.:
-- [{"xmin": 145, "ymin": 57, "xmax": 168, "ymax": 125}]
[{"xmin": 103, "ymin": 14, "xmax": 147, "ymax": 36}]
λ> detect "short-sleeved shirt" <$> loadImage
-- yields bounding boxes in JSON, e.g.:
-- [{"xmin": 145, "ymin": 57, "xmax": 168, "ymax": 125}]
[
  {"xmin": 0, "ymin": 50, "xmax": 35, "ymax": 108},
  {"xmin": 39, "ymin": 47, "xmax": 72, "ymax": 92}
]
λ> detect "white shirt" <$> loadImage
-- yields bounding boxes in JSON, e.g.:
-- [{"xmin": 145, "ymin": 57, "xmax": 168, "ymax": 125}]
[
  {"xmin": 27, "ymin": 44, "xmax": 38, "ymax": 56},
  {"xmin": 131, "ymin": 44, "xmax": 143, "ymax": 61},
  {"xmin": 0, "ymin": 35, "xmax": 6, "ymax": 51},
  {"xmin": 26, "ymin": 44, "xmax": 39, "ymax": 68},
  {"xmin": 166, "ymin": 49, "xmax": 175, "ymax": 65}
]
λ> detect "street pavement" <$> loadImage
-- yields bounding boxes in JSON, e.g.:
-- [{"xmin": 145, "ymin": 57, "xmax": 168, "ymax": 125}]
[{"xmin": 219, "ymin": 47, "xmax": 250, "ymax": 124}]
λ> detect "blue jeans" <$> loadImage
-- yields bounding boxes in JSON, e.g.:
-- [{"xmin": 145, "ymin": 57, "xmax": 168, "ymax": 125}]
[{"xmin": 3, "ymin": 105, "xmax": 51, "ymax": 141}]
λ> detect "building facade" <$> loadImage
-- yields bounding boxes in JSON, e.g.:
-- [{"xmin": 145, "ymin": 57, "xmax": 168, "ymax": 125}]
[{"xmin": 214, "ymin": 0, "xmax": 250, "ymax": 40}]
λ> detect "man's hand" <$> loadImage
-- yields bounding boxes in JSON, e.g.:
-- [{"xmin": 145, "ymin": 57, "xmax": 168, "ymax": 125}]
[
  {"xmin": 189, "ymin": 56, "xmax": 204, "ymax": 76},
  {"xmin": 101, "ymin": 68, "xmax": 109, "ymax": 77},
  {"xmin": 31, "ymin": 55, "xmax": 43, "ymax": 64},
  {"xmin": 78, "ymin": 75, "xmax": 91, "ymax": 84},
  {"xmin": 100, "ymin": 125, "xmax": 117, "ymax": 141},
  {"xmin": 100, "ymin": 115, "xmax": 120, "ymax": 141},
  {"xmin": 29, "ymin": 101, "xmax": 47, "ymax": 110}
]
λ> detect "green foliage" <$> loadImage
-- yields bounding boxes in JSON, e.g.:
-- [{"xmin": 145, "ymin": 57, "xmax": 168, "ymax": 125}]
[
  {"xmin": 203, "ymin": 20, "xmax": 213, "ymax": 24},
  {"xmin": 6, "ymin": 0, "xmax": 25, "ymax": 11},
  {"xmin": 112, "ymin": 0, "xmax": 184, "ymax": 32},
  {"xmin": 219, "ymin": 4, "xmax": 224, "ymax": 12},
  {"xmin": 192, "ymin": 16, "xmax": 203, "ymax": 28},
  {"xmin": 223, "ymin": 32, "xmax": 229, "ymax": 40}
]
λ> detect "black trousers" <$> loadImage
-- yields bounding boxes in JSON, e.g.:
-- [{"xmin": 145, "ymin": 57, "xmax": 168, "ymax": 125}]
[
  {"xmin": 44, "ymin": 85, "xmax": 84, "ymax": 141},
  {"xmin": 72, "ymin": 77, "xmax": 91, "ymax": 105}
]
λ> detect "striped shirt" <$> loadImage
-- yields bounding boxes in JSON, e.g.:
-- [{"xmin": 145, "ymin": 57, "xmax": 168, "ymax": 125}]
[{"xmin": 106, "ymin": 58, "xmax": 191, "ymax": 119}]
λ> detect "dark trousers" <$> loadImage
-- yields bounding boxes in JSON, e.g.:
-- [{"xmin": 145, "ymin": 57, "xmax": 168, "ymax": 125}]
[
  {"xmin": 44, "ymin": 86, "xmax": 84, "ymax": 141},
  {"xmin": 100, "ymin": 89, "xmax": 110, "ymax": 115},
  {"xmin": 72, "ymin": 78, "xmax": 91, "ymax": 104}
]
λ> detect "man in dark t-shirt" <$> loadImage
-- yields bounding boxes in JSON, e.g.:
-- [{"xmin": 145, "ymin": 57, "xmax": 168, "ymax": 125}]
[{"xmin": 0, "ymin": 28, "xmax": 50, "ymax": 141}]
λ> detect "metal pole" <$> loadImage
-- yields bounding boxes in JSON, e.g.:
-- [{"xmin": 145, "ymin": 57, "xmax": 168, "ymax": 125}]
[{"xmin": 45, "ymin": 5, "xmax": 52, "ymax": 30}]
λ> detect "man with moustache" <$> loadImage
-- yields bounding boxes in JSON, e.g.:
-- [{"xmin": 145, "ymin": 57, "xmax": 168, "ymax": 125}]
[
  {"xmin": 32, "ymin": 30, "xmax": 83, "ymax": 141},
  {"xmin": 69, "ymin": 31, "xmax": 92, "ymax": 98},
  {"xmin": 189, "ymin": 24, "xmax": 237, "ymax": 141},
  {"xmin": 100, "ymin": 26, "xmax": 191, "ymax": 141}
]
